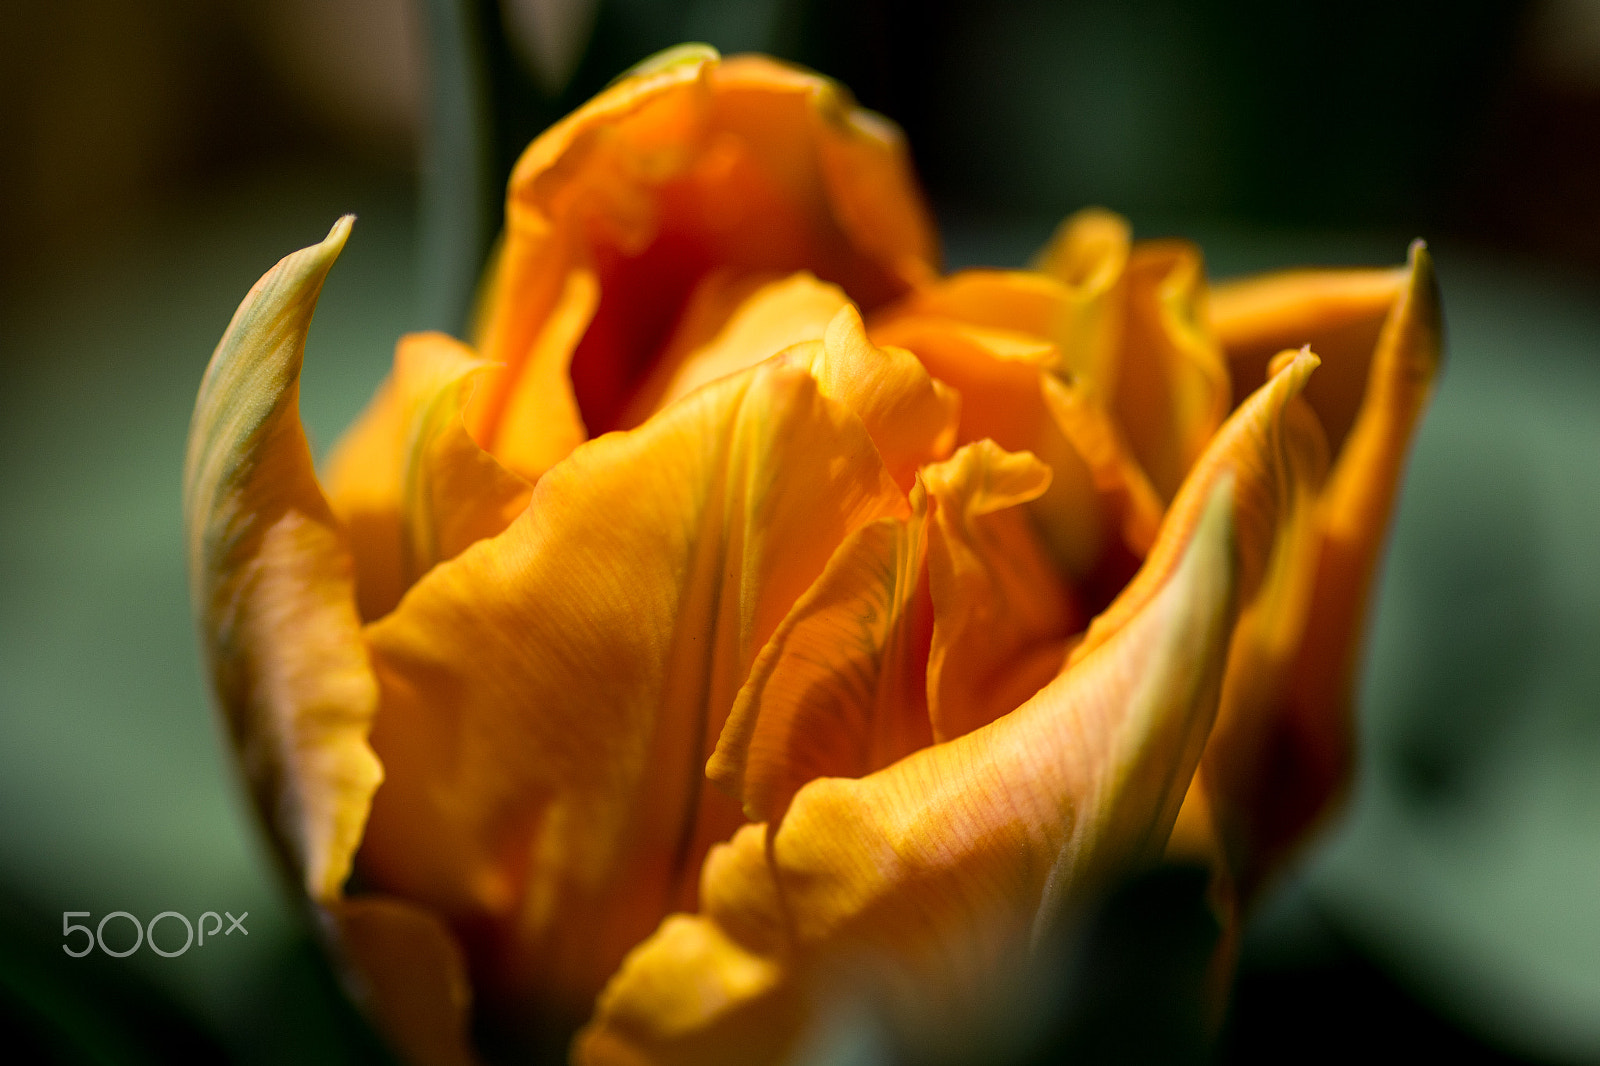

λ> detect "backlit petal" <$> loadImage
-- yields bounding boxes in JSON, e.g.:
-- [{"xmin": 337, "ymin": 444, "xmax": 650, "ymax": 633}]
[
  {"xmin": 323, "ymin": 374, "xmax": 407, "ymax": 620},
  {"xmin": 923, "ymin": 440, "xmax": 1078, "ymax": 741},
  {"xmin": 709, "ymin": 483, "xmax": 934, "ymax": 825},
  {"xmin": 1202, "ymin": 244, "xmax": 1442, "ymax": 897},
  {"xmin": 620, "ymin": 271, "xmax": 850, "ymax": 428},
  {"xmin": 781, "ymin": 306, "xmax": 960, "ymax": 489},
  {"xmin": 358, "ymin": 356, "xmax": 915, "ymax": 1020},
  {"xmin": 577, "ymin": 353, "xmax": 1324, "ymax": 1066},
  {"xmin": 709, "ymin": 440, "xmax": 1071, "ymax": 826},
  {"xmin": 182, "ymin": 216, "xmax": 381, "ymax": 903},
  {"xmin": 471, "ymin": 47, "xmax": 937, "ymax": 474},
  {"xmin": 1209, "ymin": 260, "xmax": 1407, "ymax": 451},
  {"xmin": 873, "ymin": 298, "xmax": 1161, "ymax": 601},
  {"xmin": 324, "ymin": 333, "xmax": 531, "ymax": 619},
  {"xmin": 1032, "ymin": 205, "xmax": 1132, "ymax": 390},
  {"xmin": 1111, "ymin": 241, "xmax": 1231, "ymax": 501}
]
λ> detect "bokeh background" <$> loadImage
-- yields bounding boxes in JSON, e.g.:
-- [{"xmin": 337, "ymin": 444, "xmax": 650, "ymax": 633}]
[{"xmin": 2, "ymin": 0, "xmax": 1598, "ymax": 1062}]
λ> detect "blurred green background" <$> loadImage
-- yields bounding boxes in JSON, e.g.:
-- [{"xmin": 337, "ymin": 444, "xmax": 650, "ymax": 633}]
[{"xmin": 1, "ymin": 1, "xmax": 1598, "ymax": 1062}]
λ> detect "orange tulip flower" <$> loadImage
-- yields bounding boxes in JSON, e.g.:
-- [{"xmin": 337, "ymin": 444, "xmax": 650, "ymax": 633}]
[{"xmin": 183, "ymin": 47, "xmax": 1439, "ymax": 1066}]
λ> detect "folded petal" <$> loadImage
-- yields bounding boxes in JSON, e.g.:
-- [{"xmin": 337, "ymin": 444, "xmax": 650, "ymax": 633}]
[
  {"xmin": 577, "ymin": 353, "xmax": 1325, "ymax": 1066},
  {"xmin": 873, "ymin": 291, "xmax": 1161, "ymax": 602},
  {"xmin": 708, "ymin": 483, "xmax": 934, "ymax": 825},
  {"xmin": 1201, "ymin": 243, "xmax": 1442, "ymax": 898},
  {"xmin": 471, "ymin": 46, "xmax": 938, "ymax": 477},
  {"xmin": 391, "ymin": 334, "xmax": 532, "ymax": 578},
  {"xmin": 781, "ymin": 306, "xmax": 960, "ymax": 490},
  {"xmin": 358, "ymin": 343, "xmax": 935, "ymax": 1019},
  {"xmin": 1208, "ymin": 258, "xmax": 1408, "ymax": 451},
  {"xmin": 324, "ymin": 333, "xmax": 531, "ymax": 620},
  {"xmin": 923, "ymin": 441, "xmax": 1078, "ymax": 741},
  {"xmin": 710, "ymin": 438, "xmax": 1064, "ymax": 824},
  {"xmin": 1032, "ymin": 205, "xmax": 1132, "ymax": 390},
  {"xmin": 1110, "ymin": 242, "xmax": 1232, "ymax": 502},
  {"xmin": 182, "ymin": 216, "xmax": 381, "ymax": 903},
  {"xmin": 619, "ymin": 270, "xmax": 850, "ymax": 427}
]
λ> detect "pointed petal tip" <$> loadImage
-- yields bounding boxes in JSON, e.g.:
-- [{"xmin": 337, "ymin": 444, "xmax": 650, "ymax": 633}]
[
  {"xmin": 610, "ymin": 42, "xmax": 720, "ymax": 87},
  {"xmin": 1394, "ymin": 237, "xmax": 1445, "ymax": 383}
]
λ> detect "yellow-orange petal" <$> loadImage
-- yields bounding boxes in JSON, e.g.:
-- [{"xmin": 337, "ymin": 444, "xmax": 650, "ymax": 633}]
[
  {"xmin": 182, "ymin": 216, "xmax": 381, "ymax": 902},
  {"xmin": 923, "ymin": 440, "xmax": 1078, "ymax": 741},
  {"xmin": 323, "ymin": 373, "xmax": 407, "ymax": 620},
  {"xmin": 620, "ymin": 270, "xmax": 850, "ymax": 428},
  {"xmin": 391, "ymin": 334, "xmax": 532, "ymax": 580},
  {"xmin": 325, "ymin": 896, "xmax": 478, "ymax": 1066},
  {"xmin": 1208, "ymin": 259, "xmax": 1408, "ymax": 452},
  {"xmin": 709, "ymin": 440, "xmax": 1072, "ymax": 825},
  {"xmin": 780, "ymin": 305, "xmax": 960, "ymax": 489},
  {"xmin": 1112, "ymin": 241, "xmax": 1232, "ymax": 502},
  {"xmin": 472, "ymin": 47, "xmax": 938, "ymax": 473},
  {"xmin": 578, "ymin": 354, "xmax": 1325, "ymax": 1065},
  {"xmin": 577, "ymin": 477, "xmax": 1242, "ymax": 1066},
  {"xmin": 1203, "ymin": 243, "xmax": 1442, "ymax": 897},
  {"xmin": 870, "ymin": 307, "xmax": 1157, "ymax": 594},
  {"xmin": 708, "ymin": 483, "xmax": 933, "ymax": 824},
  {"xmin": 1032, "ymin": 205, "xmax": 1132, "ymax": 390},
  {"xmin": 325, "ymin": 332, "xmax": 531, "ymax": 619},
  {"xmin": 358, "ymin": 356, "xmax": 912, "ymax": 1020}
]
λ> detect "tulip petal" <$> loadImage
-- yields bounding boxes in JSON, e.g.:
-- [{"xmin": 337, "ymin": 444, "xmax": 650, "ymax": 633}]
[
  {"xmin": 1032, "ymin": 205, "xmax": 1132, "ymax": 390},
  {"xmin": 1202, "ymin": 243, "xmax": 1442, "ymax": 897},
  {"xmin": 1209, "ymin": 260, "xmax": 1408, "ymax": 453},
  {"xmin": 620, "ymin": 270, "xmax": 851, "ymax": 428},
  {"xmin": 709, "ymin": 439, "xmax": 1072, "ymax": 825},
  {"xmin": 871, "ymin": 294, "xmax": 1160, "ymax": 595},
  {"xmin": 1111, "ymin": 242, "xmax": 1232, "ymax": 501},
  {"xmin": 182, "ymin": 216, "xmax": 381, "ymax": 903},
  {"xmin": 325, "ymin": 333, "xmax": 532, "ymax": 619},
  {"xmin": 577, "ymin": 353, "xmax": 1325, "ymax": 1066},
  {"xmin": 781, "ymin": 306, "xmax": 960, "ymax": 489},
  {"xmin": 923, "ymin": 440, "xmax": 1078, "ymax": 741},
  {"xmin": 473, "ymin": 47, "xmax": 937, "ymax": 471},
  {"xmin": 358, "ymin": 354, "xmax": 918, "ymax": 1017},
  {"xmin": 391, "ymin": 334, "xmax": 533, "ymax": 580},
  {"xmin": 326, "ymin": 896, "xmax": 478, "ymax": 1066},
  {"xmin": 708, "ymin": 486, "xmax": 934, "ymax": 825},
  {"xmin": 323, "ymin": 373, "xmax": 407, "ymax": 620}
]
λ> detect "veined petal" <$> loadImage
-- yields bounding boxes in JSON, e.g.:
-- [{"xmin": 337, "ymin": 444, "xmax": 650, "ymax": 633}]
[
  {"xmin": 578, "ymin": 480, "xmax": 1239, "ymax": 1066},
  {"xmin": 780, "ymin": 306, "xmax": 960, "ymax": 489},
  {"xmin": 358, "ymin": 356, "xmax": 912, "ymax": 1019},
  {"xmin": 1112, "ymin": 241, "xmax": 1232, "ymax": 502},
  {"xmin": 471, "ymin": 47, "xmax": 937, "ymax": 473},
  {"xmin": 620, "ymin": 271, "xmax": 851, "ymax": 428},
  {"xmin": 872, "ymin": 305, "xmax": 1160, "ymax": 599},
  {"xmin": 577, "ymin": 354, "xmax": 1325, "ymax": 1066},
  {"xmin": 392, "ymin": 334, "xmax": 532, "ymax": 580},
  {"xmin": 923, "ymin": 440, "xmax": 1078, "ymax": 742},
  {"xmin": 1209, "ymin": 260, "xmax": 1407, "ymax": 452},
  {"xmin": 708, "ymin": 484, "xmax": 934, "ymax": 825},
  {"xmin": 182, "ymin": 216, "xmax": 381, "ymax": 903},
  {"xmin": 1202, "ymin": 243, "xmax": 1442, "ymax": 897},
  {"xmin": 709, "ymin": 440, "xmax": 1072, "ymax": 825},
  {"xmin": 325, "ymin": 333, "xmax": 532, "ymax": 620}
]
